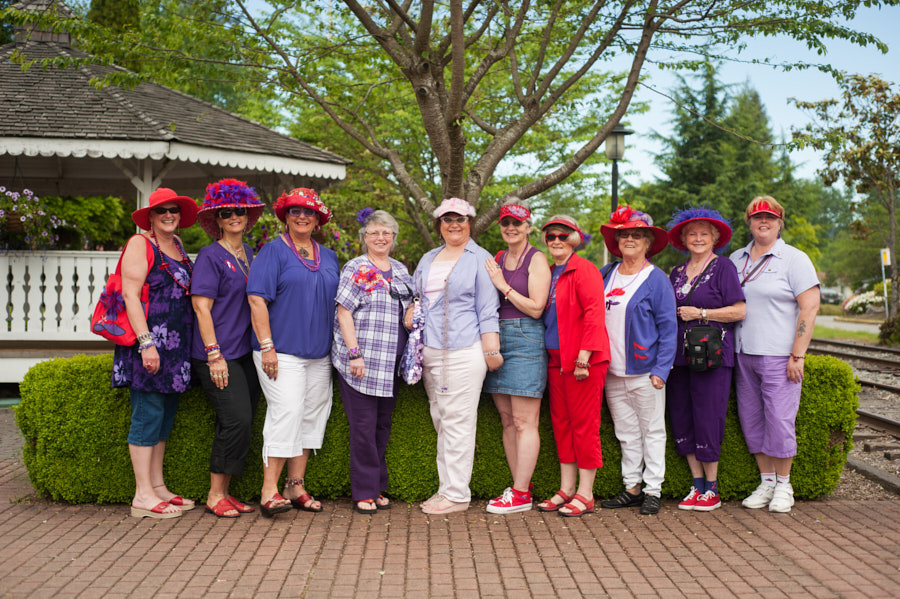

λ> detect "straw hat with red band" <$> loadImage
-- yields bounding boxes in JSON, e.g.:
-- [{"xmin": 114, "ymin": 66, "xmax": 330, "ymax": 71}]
[
  {"xmin": 132, "ymin": 187, "xmax": 198, "ymax": 231},
  {"xmin": 600, "ymin": 205, "xmax": 668, "ymax": 258},
  {"xmin": 666, "ymin": 206, "xmax": 733, "ymax": 253},
  {"xmin": 197, "ymin": 178, "xmax": 265, "ymax": 238},
  {"xmin": 499, "ymin": 203, "xmax": 531, "ymax": 222},
  {"xmin": 274, "ymin": 187, "xmax": 332, "ymax": 225}
]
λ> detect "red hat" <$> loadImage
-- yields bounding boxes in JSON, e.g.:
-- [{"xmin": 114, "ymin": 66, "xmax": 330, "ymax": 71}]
[
  {"xmin": 747, "ymin": 200, "xmax": 783, "ymax": 219},
  {"xmin": 196, "ymin": 179, "xmax": 265, "ymax": 238},
  {"xmin": 600, "ymin": 205, "xmax": 668, "ymax": 258},
  {"xmin": 132, "ymin": 188, "xmax": 198, "ymax": 231},
  {"xmin": 274, "ymin": 188, "xmax": 332, "ymax": 225},
  {"xmin": 666, "ymin": 207, "xmax": 733, "ymax": 252},
  {"xmin": 499, "ymin": 204, "xmax": 531, "ymax": 222}
]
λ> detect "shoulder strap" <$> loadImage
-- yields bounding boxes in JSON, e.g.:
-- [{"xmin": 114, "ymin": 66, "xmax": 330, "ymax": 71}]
[
  {"xmin": 684, "ymin": 256, "xmax": 717, "ymax": 306},
  {"xmin": 494, "ymin": 250, "xmax": 504, "ymax": 265},
  {"xmin": 600, "ymin": 261, "xmax": 619, "ymax": 279}
]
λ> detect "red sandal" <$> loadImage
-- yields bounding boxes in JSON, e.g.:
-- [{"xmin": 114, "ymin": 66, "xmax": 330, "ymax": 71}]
[
  {"xmin": 260, "ymin": 493, "xmax": 292, "ymax": 518},
  {"xmin": 205, "ymin": 497, "xmax": 240, "ymax": 519},
  {"xmin": 227, "ymin": 496, "xmax": 255, "ymax": 513},
  {"xmin": 537, "ymin": 490, "xmax": 572, "ymax": 512},
  {"xmin": 290, "ymin": 492, "xmax": 323, "ymax": 513},
  {"xmin": 559, "ymin": 494, "xmax": 595, "ymax": 517}
]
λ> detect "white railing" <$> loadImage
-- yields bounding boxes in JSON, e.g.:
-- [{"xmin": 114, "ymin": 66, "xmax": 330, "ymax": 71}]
[{"xmin": 1, "ymin": 250, "xmax": 121, "ymax": 341}]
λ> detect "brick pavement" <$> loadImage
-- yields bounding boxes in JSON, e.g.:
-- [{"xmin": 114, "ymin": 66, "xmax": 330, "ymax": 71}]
[{"xmin": 2, "ymin": 407, "xmax": 899, "ymax": 598}]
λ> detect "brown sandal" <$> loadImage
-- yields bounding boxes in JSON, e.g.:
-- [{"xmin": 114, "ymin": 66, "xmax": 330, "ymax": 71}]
[{"xmin": 537, "ymin": 490, "xmax": 572, "ymax": 512}]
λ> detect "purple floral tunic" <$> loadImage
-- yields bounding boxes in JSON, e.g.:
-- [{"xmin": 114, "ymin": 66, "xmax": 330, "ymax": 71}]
[{"xmin": 112, "ymin": 240, "xmax": 194, "ymax": 393}]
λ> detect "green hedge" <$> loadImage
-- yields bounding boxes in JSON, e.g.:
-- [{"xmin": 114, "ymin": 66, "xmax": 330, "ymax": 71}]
[{"xmin": 15, "ymin": 353, "xmax": 858, "ymax": 503}]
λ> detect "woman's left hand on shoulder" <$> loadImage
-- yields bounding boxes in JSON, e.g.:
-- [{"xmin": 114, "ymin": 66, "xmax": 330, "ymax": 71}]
[{"xmin": 484, "ymin": 258, "xmax": 507, "ymax": 290}]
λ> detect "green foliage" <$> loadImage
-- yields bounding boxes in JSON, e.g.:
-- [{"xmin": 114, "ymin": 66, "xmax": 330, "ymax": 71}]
[
  {"xmin": 878, "ymin": 315, "xmax": 900, "ymax": 346},
  {"xmin": 17, "ymin": 354, "xmax": 857, "ymax": 504},
  {"xmin": 42, "ymin": 196, "xmax": 130, "ymax": 250},
  {"xmin": 87, "ymin": 0, "xmax": 139, "ymax": 33},
  {"xmin": 0, "ymin": 0, "xmax": 14, "ymax": 45}
]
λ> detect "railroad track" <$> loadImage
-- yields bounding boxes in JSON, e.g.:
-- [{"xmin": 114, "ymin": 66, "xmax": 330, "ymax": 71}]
[{"xmin": 808, "ymin": 338, "xmax": 900, "ymax": 371}]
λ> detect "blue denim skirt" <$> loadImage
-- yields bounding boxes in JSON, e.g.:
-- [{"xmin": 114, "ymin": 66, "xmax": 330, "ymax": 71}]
[{"xmin": 483, "ymin": 318, "xmax": 548, "ymax": 398}]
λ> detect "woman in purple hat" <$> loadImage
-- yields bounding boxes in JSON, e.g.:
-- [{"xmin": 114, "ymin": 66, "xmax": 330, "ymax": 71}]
[
  {"xmin": 190, "ymin": 179, "xmax": 265, "ymax": 518},
  {"xmin": 113, "ymin": 188, "xmax": 198, "ymax": 519},
  {"xmin": 666, "ymin": 207, "xmax": 745, "ymax": 512},
  {"xmin": 247, "ymin": 188, "xmax": 340, "ymax": 517}
]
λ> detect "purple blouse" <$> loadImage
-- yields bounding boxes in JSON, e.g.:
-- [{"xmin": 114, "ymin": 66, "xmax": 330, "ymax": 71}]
[
  {"xmin": 497, "ymin": 245, "xmax": 541, "ymax": 320},
  {"xmin": 669, "ymin": 256, "xmax": 745, "ymax": 368}
]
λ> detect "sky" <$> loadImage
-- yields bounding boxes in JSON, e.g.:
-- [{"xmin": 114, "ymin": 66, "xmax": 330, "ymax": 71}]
[{"xmin": 615, "ymin": 4, "xmax": 900, "ymax": 187}]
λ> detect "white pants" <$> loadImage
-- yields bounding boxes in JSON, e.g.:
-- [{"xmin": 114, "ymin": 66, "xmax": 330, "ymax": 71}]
[
  {"xmin": 605, "ymin": 373, "xmax": 666, "ymax": 497},
  {"xmin": 422, "ymin": 342, "xmax": 488, "ymax": 503},
  {"xmin": 254, "ymin": 352, "xmax": 333, "ymax": 466}
]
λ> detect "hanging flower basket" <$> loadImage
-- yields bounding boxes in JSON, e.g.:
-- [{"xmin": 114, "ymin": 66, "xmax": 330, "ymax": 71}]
[{"xmin": 0, "ymin": 188, "xmax": 62, "ymax": 251}]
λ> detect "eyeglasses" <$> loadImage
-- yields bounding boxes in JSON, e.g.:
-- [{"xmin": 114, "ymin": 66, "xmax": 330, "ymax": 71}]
[
  {"xmin": 288, "ymin": 207, "xmax": 318, "ymax": 217},
  {"xmin": 217, "ymin": 207, "xmax": 247, "ymax": 219},
  {"xmin": 545, "ymin": 233, "xmax": 569, "ymax": 241},
  {"xmin": 499, "ymin": 218, "xmax": 525, "ymax": 227},
  {"xmin": 389, "ymin": 281, "xmax": 413, "ymax": 300},
  {"xmin": 152, "ymin": 206, "xmax": 181, "ymax": 215},
  {"xmin": 440, "ymin": 215, "xmax": 468, "ymax": 225},
  {"xmin": 618, "ymin": 231, "xmax": 647, "ymax": 240},
  {"xmin": 365, "ymin": 231, "xmax": 395, "ymax": 238}
]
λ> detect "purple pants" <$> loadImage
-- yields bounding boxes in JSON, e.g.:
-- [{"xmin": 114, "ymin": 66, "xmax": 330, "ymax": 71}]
[
  {"xmin": 666, "ymin": 365, "xmax": 732, "ymax": 462},
  {"xmin": 338, "ymin": 374, "xmax": 398, "ymax": 501},
  {"xmin": 735, "ymin": 353, "xmax": 802, "ymax": 458}
]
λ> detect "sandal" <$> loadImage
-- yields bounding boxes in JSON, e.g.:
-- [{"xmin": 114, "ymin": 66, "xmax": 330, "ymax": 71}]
[
  {"xmin": 260, "ymin": 493, "xmax": 292, "ymax": 518},
  {"xmin": 291, "ymin": 492, "xmax": 323, "ymax": 513},
  {"xmin": 355, "ymin": 499, "xmax": 377, "ymax": 514},
  {"xmin": 559, "ymin": 494, "xmax": 595, "ymax": 518},
  {"xmin": 537, "ymin": 490, "xmax": 572, "ymax": 513},
  {"xmin": 375, "ymin": 495, "xmax": 391, "ymax": 510},
  {"xmin": 131, "ymin": 501, "xmax": 181, "ymax": 519},
  {"xmin": 205, "ymin": 497, "xmax": 240, "ymax": 519},
  {"xmin": 227, "ymin": 496, "xmax": 255, "ymax": 513}
]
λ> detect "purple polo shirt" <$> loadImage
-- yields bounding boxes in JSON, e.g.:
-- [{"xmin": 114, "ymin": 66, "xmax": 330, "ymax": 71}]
[
  {"xmin": 729, "ymin": 239, "xmax": 819, "ymax": 356},
  {"xmin": 190, "ymin": 242, "xmax": 255, "ymax": 361}
]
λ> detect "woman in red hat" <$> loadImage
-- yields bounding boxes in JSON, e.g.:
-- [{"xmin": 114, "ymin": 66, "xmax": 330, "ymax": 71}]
[
  {"xmin": 247, "ymin": 188, "xmax": 340, "ymax": 517},
  {"xmin": 535, "ymin": 214, "xmax": 610, "ymax": 518},
  {"xmin": 190, "ymin": 179, "xmax": 265, "ymax": 518},
  {"xmin": 113, "ymin": 187, "xmax": 198, "ymax": 519}
]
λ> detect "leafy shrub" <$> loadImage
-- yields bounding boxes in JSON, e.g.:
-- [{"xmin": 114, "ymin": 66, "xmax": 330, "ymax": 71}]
[
  {"xmin": 878, "ymin": 315, "xmax": 900, "ymax": 346},
  {"xmin": 15, "ymin": 354, "xmax": 857, "ymax": 503}
]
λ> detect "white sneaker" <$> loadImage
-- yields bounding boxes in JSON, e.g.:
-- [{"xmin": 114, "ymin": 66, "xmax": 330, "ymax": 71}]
[
  {"xmin": 768, "ymin": 483, "xmax": 794, "ymax": 513},
  {"xmin": 742, "ymin": 483, "xmax": 775, "ymax": 509}
]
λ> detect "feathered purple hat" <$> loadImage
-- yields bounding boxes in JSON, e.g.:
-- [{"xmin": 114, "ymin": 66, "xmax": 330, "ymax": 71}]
[
  {"xmin": 197, "ymin": 178, "xmax": 264, "ymax": 238},
  {"xmin": 667, "ymin": 206, "xmax": 733, "ymax": 253}
]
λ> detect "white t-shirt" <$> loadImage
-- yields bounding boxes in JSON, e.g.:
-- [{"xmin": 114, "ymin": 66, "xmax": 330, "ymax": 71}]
[{"xmin": 605, "ymin": 263, "xmax": 654, "ymax": 376}]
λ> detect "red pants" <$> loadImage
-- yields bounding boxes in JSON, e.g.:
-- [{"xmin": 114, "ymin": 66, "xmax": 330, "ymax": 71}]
[{"xmin": 547, "ymin": 350, "xmax": 608, "ymax": 469}]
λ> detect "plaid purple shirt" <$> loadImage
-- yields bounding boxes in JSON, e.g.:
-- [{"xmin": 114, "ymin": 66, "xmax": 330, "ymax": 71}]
[{"xmin": 331, "ymin": 255, "xmax": 413, "ymax": 397}]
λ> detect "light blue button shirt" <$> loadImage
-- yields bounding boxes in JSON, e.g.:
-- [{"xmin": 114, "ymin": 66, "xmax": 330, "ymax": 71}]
[
  {"xmin": 729, "ymin": 238, "xmax": 819, "ymax": 356},
  {"xmin": 413, "ymin": 238, "xmax": 500, "ymax": 350}
]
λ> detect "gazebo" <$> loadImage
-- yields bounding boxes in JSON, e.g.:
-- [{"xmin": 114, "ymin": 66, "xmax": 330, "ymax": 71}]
[{"xmin": 0, "ymin": 0, "xmax": 350, "ymax": 382}]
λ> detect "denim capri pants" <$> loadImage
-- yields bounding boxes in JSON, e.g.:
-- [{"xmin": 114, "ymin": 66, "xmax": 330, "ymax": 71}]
[
  {"xmin": 127, "ymin": 389, "xmax": 179, "ymax": 446},
  {"xmin": 483, "ymin": 318, "xmax": 547, "ymax": 398}
]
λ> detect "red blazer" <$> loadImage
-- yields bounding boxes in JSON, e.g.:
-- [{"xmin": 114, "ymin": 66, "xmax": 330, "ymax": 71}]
[{"xmin": 555, "ymin": 253, "xmax": 611, "ymax": 373}]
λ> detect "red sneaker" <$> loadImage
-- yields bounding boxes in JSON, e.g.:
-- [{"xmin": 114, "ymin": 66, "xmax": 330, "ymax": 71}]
[
  {"xmin": 486, "ymin": 488, "xmax": 532, "ymax": 514},
  {"xmin": 693, "ymin": 490, "xmax": 722, "ymax": 512},
  {"xmin": 678, "ymin": 487, "xmax": 701, "ymax": 511}
]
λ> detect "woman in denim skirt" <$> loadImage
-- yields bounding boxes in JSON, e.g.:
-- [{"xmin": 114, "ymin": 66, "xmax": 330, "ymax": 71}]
[{"xmin": 482, "ymin": 199, "xmax": 551, "ymax": 514}]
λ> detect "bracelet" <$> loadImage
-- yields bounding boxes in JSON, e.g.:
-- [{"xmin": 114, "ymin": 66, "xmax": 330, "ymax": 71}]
[
  {"xmin": 790, "ymin": 353, "xmax": 805, "ymax": 361},
  {"xmin": 207, "ymin": 350, "xmax": 222, "ymax": 360},
  {"xmin": 484, "ymin": 350, "xmax": 500, "ymax": 356},
  {"xmin": 138, "ymin": 341, "xmax": 155, "ymax": 352},
  {"xmin": 574, "ymin": 360, "xmax": 590, "ymax": 369},
  {"xmin": 701, "ymin": 308, "xmax": 708, "ymax": 323},
  {"xmin": 205, "ymin": 344, "xmax": 221, "ymax": 354},
  {"xmin": 260, "ymin": 345, "xmax": 274, "ymax": 354},
  {"xmin": 504, "ymin": 287, "xmax": 513, "ymax": 299},
  {"xmin": 258, "ymin": 338, "xmax": 273, "ymax": 346},
  {"xmin": 137, "ymin": 331, "xmax": 152, "ymax": 345},
  {"xmin": 208, "ymin": 354, "xmax": 224, "ymax": 365},
  {"xmin": 348, "ymin": 347, "xmax": 362, "ymax": 359}
]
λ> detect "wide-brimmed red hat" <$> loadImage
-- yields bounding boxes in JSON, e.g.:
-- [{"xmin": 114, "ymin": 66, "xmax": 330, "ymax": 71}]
[
  {"xmin": 197, "ymin": 179, "xmax": 265, "ymax": 238},
  {"xmin": 274, "ymin": 188, "xmax": 332, "ymax": 225},
  {"xmin": 667, "ymin": 206, "xmax": 733, "ymax": 252},
  {"xmin": 132, "ymin": 188, "xmax": 198, "ymax": 231},
  {"xmin": 600, "ymin": 205, "xmax": 668, "ymax": 258}
]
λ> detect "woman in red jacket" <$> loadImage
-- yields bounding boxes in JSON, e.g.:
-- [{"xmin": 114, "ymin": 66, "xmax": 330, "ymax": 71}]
[{"xmin": 536, "ymin": 215, "xmax": 611, "ymax": 517}]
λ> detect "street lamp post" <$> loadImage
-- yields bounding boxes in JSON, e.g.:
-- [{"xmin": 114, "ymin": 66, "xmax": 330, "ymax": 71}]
[{"xmin": 605, "ymin": 124, "xmax": 633, "ymax": 214}]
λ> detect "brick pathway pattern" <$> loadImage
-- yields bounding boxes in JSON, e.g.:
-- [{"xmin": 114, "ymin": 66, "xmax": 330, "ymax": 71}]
[{"xmin": 1, "ymin": 408, "xmax": 899, "ymax": 598}]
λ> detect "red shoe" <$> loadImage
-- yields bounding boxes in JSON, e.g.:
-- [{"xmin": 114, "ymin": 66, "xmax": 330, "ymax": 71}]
[
  {"xmin": 205, "ymin": 497, "xmax": 240, "ymax": 518},
  {"xmin": 693, "ymin": 491, "xmax": 722, "ymax": 512},
  {"xmin": 486, "ymin": 488, "xmax": 532, "ymax": 514},
  {"xmin": 678, "ymin": 487, "xmax": 701, "ymax": 511},
  {"xmin": 559, "ymin": 494, "xmax": 595, "ymax": 518},
  {"xmin": 537, "ymin": 490, "xmax": 572, "ymax": 512}
]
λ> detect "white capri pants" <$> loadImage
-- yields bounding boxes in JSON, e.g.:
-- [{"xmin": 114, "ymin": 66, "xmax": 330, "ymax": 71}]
[
  {"xmin": 422, "ymin": 341, "xmax": 488, "ymax": 503},
  {"xmin": 605, "ymin": 373, "xmax": 667, "ymax": 497},
  {"xmin": 253, "ymin": 351, "xmax": 333, "ymax": 466}
]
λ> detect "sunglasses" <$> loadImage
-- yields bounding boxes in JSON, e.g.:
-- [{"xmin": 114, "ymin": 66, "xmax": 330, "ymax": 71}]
[
  {"xmin": 389, "ymin": 281, "xmax": 413, "ymax": 300},
  {"xmin": 288, "ymin": 206, "xmax": 318, "ymax": 217},
  {"xmin": 545, "ymin": 233, "xmax": 570, "ymax": 241},
  {"xmin": 217, "ymin": 207, "xmax": 247, "ymax": 219},
  {"xmin": 618, "ymin": 231, "xmax": 647, "ymax": 240},
  {"xmin": 440, "ymin": 215, "xmax": 469, "ymax": 225},
  {"xmin": 152, "ymin": 206, "xmax": 181, "ymax": 215},
  {"xmin": 499, "ymin": 218, "xmax": 525, "ymax": 227}
]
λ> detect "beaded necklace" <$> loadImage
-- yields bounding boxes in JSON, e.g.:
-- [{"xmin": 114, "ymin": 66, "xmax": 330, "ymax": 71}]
[
  {"xmin": 605, "ymin": 260, "xmax": 650, "ymax": 311},
  {"xmin": 283, "ymin": 232, "xmax": 321, "ymax": 271},
  {"xmin": 674, "ymin": 253, "xmax": 715, "ymax": 299},
  {"xmin": 149, "ymin": 228, "xmax": 192, "ymax": 296}
]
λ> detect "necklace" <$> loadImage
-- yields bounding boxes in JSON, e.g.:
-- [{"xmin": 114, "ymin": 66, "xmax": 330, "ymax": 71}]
[
  {"xmin": 149, "ymin": 228, "xmax": 192, "ymax": 295},
  {"xmin": 605, "ymin": 260, "xmax": 649, "ymax": 311},
  {"xmin": 741, "ymin": 251, "xmax": 772, "ymax": 285},
  {"xmin": 675, "ymin": 253, "xmax": 715, "ymax": 299},
  {"xmin": 283, "ymin": 233, "xmax": 321, "ymax": 271},
  {"xmin": 219, "ymin": 239, "xmax": 249, "ymax": 281},
  {"xmin": 500, "ymin": 245, "xmax": 530, "ymax": 301}
]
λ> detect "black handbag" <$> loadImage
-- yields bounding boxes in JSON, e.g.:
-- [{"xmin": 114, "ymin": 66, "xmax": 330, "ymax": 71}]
[{"xmin": 681, "ymin": 258, "xmax": 723, "ymax": 372}]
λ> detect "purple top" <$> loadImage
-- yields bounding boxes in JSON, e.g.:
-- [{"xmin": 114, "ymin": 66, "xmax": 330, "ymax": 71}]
[
  {"xmin": 543, "ymin": 264, "xmax": 564, "ymax": 350},
  {"xmin": 112, "ymin": 238, "xmax": 194, "ymax": 393},
  {"xmin": 497, "ymin": 245, "xmax": 541, "ymax": 320},
  {"xmin": 190, "ymin": 241, "xmax": 255, "ymax": 361},
  {"xmin": 246, "ymin": 238, "xmax": 339, "ymax": 359},
  {"xmin": 669, "ymin": 256, "xmax": 745, "ymax": 368}
]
